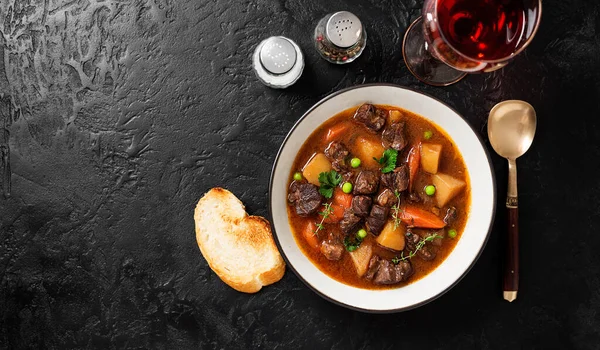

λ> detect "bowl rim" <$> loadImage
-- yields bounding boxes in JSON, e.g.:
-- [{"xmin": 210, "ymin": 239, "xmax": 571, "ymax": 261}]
[{"xmin": 268, "ymin": 83, "xmax": 496, "ymax": 313}]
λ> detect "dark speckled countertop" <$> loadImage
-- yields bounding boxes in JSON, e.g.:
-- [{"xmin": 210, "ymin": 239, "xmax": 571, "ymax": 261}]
[{"xmin": 1, "ymin": 0, "xmax": 599, "ymax": 348}]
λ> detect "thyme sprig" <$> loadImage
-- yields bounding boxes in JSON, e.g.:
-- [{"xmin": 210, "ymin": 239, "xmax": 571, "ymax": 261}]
[
  {"xmin": 314, "ymin": 202, "xmax": 333, "ymax": 236},
  {"xmin": 392, "ymin": 233, "xmax": 443, "ymax": 264},
  {"xmin": 391, "ymin": 190, "xmax": 402, "ymax": 229}
]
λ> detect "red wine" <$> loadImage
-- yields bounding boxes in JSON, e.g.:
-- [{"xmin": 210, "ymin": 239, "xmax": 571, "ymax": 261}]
[{"xmin": 436, "ymin": 0, "xmax": 526, "ymax": 60}]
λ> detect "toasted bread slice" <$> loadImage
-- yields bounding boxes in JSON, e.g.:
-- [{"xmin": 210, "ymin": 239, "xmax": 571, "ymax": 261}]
[{"xmin": 194, "ymin": 188, "xmax": 285, "ymax": 293}]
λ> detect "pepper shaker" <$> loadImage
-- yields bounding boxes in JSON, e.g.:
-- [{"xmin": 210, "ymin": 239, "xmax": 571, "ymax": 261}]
[
  {"xmin": 253, "ymin": 36, "xmax": 304, "ymax": 89},
  {"xmin": 314, "ymin": 11, "xmax": 366, "ymax": 64}
]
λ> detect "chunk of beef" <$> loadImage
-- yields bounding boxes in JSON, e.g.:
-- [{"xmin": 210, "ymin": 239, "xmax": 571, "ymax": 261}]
[
  {"xmin": 364, "ymin": 255, "xmax": 414, "ymax": 285},
  {"xmin": 288, "ymin": 182, "xmax": 323, "ymax": 217},
  {"xmin": 320, "ymin": 232, "xmax": 344, "ymax": 261},
  {"xmin": 351, "ymin": 196, "xmax": 372, "ymax": 217},
  {"xmin": 325, "ymin": 141, "xmax": 349, "ymax": 171},
  {"xmin": 377, "ymin": 188, "xmax": 398, "ymax": 207},
  {"xmin": 375, "ymin": 259, "xmax": 413, "ymax": 285},
  {"xmin": 340, "ymin": 209, "xmax": 361, "ymax": 234},
  {"xmin": 373, "ymin": 260, "xmax": 413, "ymax": 284},
  {"xmin": 380, "ymin": 172, "xmax": 394, "ymax": 189},
  {"xmin": 288, "ymin": 182, "xmax": 300, "ymax": 202},
  {"xmin": 405, "ymin": 231, "xmax": 436, "ymax": 261},
  {"xmin": 382, "ymin": 122, "xmax": 408, "ymax": 151},
  {"xmin": 423, "ymin": 229, "xmax": 445, "ymax": 247},
  {"xmin": 406, "ymin": 231, "xmax": 418, "ymax": 249},
  {"xmin": 443, "ymin": 206, "xmax": 458, "ymax": 225},
  {"xmin": 353, "ymin": 104, "xmax": 386, "ymax": 132},
  {"xmin": 379, "ymin": 165, "xmax": 409, "ymax": 193},
  {"xmin": 394, "ymin": 165, "xmax": 409, "ymax": 192},
  {"xmin": 364, "ymin": 255, "xmax": 382, "ymax": 280},
  {"xmin": 365, "ymin": 204, "xmax": 389, "ymax": 236},
  {"xmin": 354, "ymin": 170, "xmax": 379, "ymax": 195}
]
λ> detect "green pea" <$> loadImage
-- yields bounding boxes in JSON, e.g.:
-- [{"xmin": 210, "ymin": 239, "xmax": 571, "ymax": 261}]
[
  {"xmin": 424, "ymin": 130, "xmax": 433, "ymax": 140},
  {"xmin": 425, "ymin": 185, "xmax": 436, "ymax": 196},
  {"xmin": 293, "ymin": 172, "xmax": 303, "ymax": 181},
  {"xmin": 342, "ymin": 182, "xmax": 353, "ymax": 194},
  {"xmin": 350, "ymin": 157, "xmax": 361, "ymax": 168},
  {"xmin": 447, "ymin": 229, "xmax": 457, "ymax": 238},
  {"xmin": 357, "ymin": 228, "xmax": 367, "ymax": 239}
]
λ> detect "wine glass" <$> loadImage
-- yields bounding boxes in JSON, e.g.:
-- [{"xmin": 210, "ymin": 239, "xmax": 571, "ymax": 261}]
[{"xmin": 403, "ymin": 0, "xmax": 542, "ymax": 86}]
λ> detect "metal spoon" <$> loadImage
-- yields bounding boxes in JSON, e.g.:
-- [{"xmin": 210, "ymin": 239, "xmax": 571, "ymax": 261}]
[{"xmin": 488, "ymin": 100, "xmax": 537, "ymax": 302}]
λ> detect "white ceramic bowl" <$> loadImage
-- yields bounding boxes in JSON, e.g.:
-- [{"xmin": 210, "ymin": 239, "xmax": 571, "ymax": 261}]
[{"xmin": 269, "ymin": 84, "xmax": 495, "ymax": 313}]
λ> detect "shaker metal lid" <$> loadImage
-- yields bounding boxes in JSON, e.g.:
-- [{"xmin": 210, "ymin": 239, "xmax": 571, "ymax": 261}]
[
  {"xmin": 326, "ymin": 11, "xmax": 362, "ymax": 48},
  {"xmin": 253, "ymin": 36, "xmax": 304, "ymax": 89},
  {"xmin": 259, "ymin": 37, "xmax": 297, "ymax": 75}
]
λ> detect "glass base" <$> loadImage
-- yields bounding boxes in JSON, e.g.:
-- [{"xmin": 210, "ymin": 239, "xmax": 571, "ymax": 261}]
[{"xmin": 402, "ymin": 16, "xmax": 466, "ymax": 86}]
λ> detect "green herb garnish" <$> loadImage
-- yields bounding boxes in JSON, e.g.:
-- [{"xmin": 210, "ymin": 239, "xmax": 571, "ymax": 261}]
[
  {"xmin": 314, "ymin": 202, "xmax": 333, "ymax": 236},
  {"xmin": 318, "ymin": 170, "xmax": 342, "ymax": 198},
  {"xmin": 392, "ymin": 233, "xmax": 442, "ymax": 264},
  {"xmin": 374, "ymin": 149, "xmax": 398, "ymax": 173},
  {"xmin": 343, "ymin": 234, "xmax": 363, "ymax": 252},
  {"xmin": 391, "ymin": 190, "xmax": 402, "ymax": 229}
]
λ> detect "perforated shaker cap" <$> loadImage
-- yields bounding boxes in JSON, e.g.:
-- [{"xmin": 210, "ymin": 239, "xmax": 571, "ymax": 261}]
[
  {"xmin": 326, "ymin": 11, "xmax": 362, "ymax": 48},
  {"xmin": 259, "ymin": 37, "xmax": 297, "ymax": 75},
  {"xmin": 253, "ymin": 36, "xmax": 304, "ymax": 89}
]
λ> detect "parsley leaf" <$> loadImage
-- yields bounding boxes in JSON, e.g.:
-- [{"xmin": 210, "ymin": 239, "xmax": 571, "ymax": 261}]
[
  {"xmin": 319, "ymin": 186, "xmax": 333, "ymax": 198},
  {"xmin": 318, "ymin": 186, "xmax": 334, "ymax": 199},
  {"xmin": 318, "ymin": 170, "xmax": 342, "ymax": 198},
  {"xmin": 343, "ymin": 235, "xmax": 363, "ymax": 252},
  {"xmin": 374, "ymin": 149, "xmax": 398, "ymax": 173}
]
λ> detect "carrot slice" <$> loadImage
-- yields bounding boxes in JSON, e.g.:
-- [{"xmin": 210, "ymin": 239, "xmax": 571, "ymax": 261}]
[
  {"xmin": 302, "ymin": 221, "xmax": 320, "ymax": 249},
  {"xmin": 399, "ymin": 206, "xmax": 445, "ymax": 228},
  {"xmin": 323, "ymin": 189, "xmax": 353, "ymax": 223},
  {"xmin": 324, "ymin": 122, "xmax": 350, "ymax": 143},
  {"xmin": 334, "ymin": 188, "xmax": 353, "ymax": 207},
  {"xmin": 407, "ymin": 143, "xmax": 421, "ymax": 192}
]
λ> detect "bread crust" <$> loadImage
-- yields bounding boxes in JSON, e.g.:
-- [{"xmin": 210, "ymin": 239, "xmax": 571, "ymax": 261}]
[{"xmin": 194, "ymin": 188, "xmax": 285, "ymax": 293}]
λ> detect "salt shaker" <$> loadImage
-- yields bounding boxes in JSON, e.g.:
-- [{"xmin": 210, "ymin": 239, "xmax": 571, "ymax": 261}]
[
  {"xmin": 253, "ymin": 36, "xmax": 304, "ymax": 89},
  {"xmin": 314, "ymin": 11, "xmax": 366, "ymax": 64}
]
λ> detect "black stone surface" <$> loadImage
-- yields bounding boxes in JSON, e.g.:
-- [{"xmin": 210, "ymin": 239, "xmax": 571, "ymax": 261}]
[{"xmin": 1, "ymin": 0, "xmax": 599, "ymax": 348}]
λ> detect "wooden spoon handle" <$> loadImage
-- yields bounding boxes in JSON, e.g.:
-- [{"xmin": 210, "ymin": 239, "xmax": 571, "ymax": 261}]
[
  {"xmin": 504, "ymin": 203, "xmax": 519, "ymax": 301},
  {"xmin": 504, "ymin": 158, "xmax": 519, "ymax": 302}
]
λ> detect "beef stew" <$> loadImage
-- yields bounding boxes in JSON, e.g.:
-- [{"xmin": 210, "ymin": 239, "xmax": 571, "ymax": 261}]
[{"xmin": 287, "ymin": 104, "xmax": 471, "ymax": 289}]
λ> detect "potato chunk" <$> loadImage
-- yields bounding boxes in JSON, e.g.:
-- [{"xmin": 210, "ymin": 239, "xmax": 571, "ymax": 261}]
[
  {"xmin": 420, "ymin": 143, "xmax": 442, "ymax": 174},
  {"xmin": 302, "ymin": 153, "xmax": 332, "ymax": 186},
  {"xmin": 355, "ymin": 136, "xmax": 385, "ymax": 168},
  {"xmin": 432, "ymin": 173, "xmax": 466, "ymax": 207},
  {"xmin": 388, "ymin": 110, "xmax": 403, "ymax": 124},
  {"xmin": 376, "ymin": 220, "xmax": 406, "ymax": 251},
  {"xmin": 349, "ymin": 243, "xmax": 373, "ymax": 277}
]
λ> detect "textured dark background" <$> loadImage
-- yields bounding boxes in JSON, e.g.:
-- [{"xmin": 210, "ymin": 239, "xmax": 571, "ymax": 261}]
[{"xmin": 1, "ymin": 0, "xmax": 599, "ymax": 348}]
